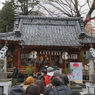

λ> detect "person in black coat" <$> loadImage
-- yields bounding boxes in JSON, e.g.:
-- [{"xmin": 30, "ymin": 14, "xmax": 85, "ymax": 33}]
[
  {"xmin": 45, "ymin": 77, "xmax": 72, "ymax": 95},
  {"xmin": 51, "ymin": 77, "xmax": 72, "ymax": 95},
  {"xmin": 9, "ymin": 85, "xmax": 24, "ymax": 95},
  {"xmin": 59, "ymin": 74, "xmax": 69, "ymax": 86},
  {"xmin": 11, "ymin": 65, "xmax": 18, "ymax": 86}
]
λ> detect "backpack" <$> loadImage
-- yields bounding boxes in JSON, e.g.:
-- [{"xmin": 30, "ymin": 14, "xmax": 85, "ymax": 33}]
[{"xmin": 44, "ymin": 75, "xmax": 52, "ymax": 86}]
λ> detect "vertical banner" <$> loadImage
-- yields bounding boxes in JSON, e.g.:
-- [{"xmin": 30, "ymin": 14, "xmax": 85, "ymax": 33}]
[{"xmin": 70, "ymin": 62, "xmax": 83, "ymax": 83}]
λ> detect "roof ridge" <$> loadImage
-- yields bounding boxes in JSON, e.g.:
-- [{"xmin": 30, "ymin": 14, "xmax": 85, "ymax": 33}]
[{"xmin": 15, "ymin": 14, "xmax": 82, "ymax": 20}]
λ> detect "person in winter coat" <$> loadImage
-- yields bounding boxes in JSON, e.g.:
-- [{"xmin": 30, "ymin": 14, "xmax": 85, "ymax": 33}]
[
  {"xmin": 71, "ymin": 91, "xmax": 81, "ymax": 95},
  {"xmin": 23, "ymin": 76, "xmax": 34, "ymax": 91},
  {"xmin": 9, "ymin": 85, "xmax": 24, "ymax": 95},
  {"xmin": 59, "ymin": 74, "xmax": 69, "ymax": 86},
  {"xmin": 38, "ymin": 69, "xmax": 47, "ymax": 82},
  {"xmin": 25, "ymin": 84, "xmax": 40, "ymax": 95},
  {"xmin": 49, "ymin": 77, "xmax": 72, "ymax": 95},
  {"xmin": 44, "ymin": 67, "xmax": 54, "ymax": 86},
  {"xmin": 11, "ymin": 65, "xmax": 18, "ymax": 86},
  {"xmin": 34, "ymin": 80, "xmax": 45, "ymax": 94}
]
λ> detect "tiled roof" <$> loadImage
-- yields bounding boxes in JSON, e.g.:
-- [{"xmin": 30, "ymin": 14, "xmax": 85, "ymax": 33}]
[{"xmin": 0, "ymin": 15, "xmax": 91, "ymax": 47}]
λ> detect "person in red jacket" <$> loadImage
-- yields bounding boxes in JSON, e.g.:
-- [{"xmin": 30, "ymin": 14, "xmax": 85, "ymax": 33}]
[{"xmin": 44, "ymin": 67, "xmax": 54, "ymax": 86}]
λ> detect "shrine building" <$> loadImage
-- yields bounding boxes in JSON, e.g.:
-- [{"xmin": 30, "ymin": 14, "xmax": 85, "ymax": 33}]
[{"xmin": 0, "ymin": 15, "xmax": 94, "ymax": 73}]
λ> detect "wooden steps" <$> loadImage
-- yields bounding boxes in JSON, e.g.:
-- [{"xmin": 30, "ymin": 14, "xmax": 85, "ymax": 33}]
[{"xmin": 7, "ymin": 68, "xmax": 26, "ymax": 74}]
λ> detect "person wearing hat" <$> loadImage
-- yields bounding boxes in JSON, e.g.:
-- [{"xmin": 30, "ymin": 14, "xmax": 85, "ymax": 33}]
[
  {"xmin": 44, "ymin": 67, "xmax": 54, "ymax": 86},
  {"xmin": 38, "ymin": 69, "xmax": 47, "ymax": 82},
  {"xmin": 41, "ymin": 62, "xmax": 48, "ymax": 70}
]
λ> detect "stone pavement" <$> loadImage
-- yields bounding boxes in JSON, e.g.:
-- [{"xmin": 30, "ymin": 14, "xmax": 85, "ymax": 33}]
[
  {"xmin": 80, "ymin": 88, "xmax": 94, "ymax": 95},
  {"xmin": 80, "ymin": 88, "xmax": 88, "ymax": 95}
]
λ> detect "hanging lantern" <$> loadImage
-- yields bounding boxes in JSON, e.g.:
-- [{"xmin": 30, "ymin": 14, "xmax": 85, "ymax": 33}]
[
  {"xmin": 28, "ymin": 51, "xmax": 37, "ymax": 59},
  {"xmin": 48, "ymin": 51, "xmax": 50, "ymax": 55},
  {"xmin": 40, "ymin": 51, "xmax": 42, "ymax": 54},
  {"xmin": 62, "ymin": 52, "xmax": 68, "ymax": 60},
  {"xmin": 46, "ymin": 51, "xmax": 47, "ymax": 55},
  {"xmin": 43, "ymin": 51, "xmax": 45, "ymax": 55},
  {"xmin": 54, "ymin": 52, "xmax": 56, "ymax": 55},
  {"xmin": 51, "ymin": 52, "xmax": 53, "ymax": 55}
]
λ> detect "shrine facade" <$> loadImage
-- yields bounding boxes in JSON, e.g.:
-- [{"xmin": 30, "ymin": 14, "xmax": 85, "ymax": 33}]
[{"xmin": 0, "ymin": 15, "xmax": 93, "ymax": 73}]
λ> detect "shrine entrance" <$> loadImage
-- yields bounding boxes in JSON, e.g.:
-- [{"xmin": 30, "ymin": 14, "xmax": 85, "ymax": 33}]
[
  {"xmin": 20, "ymin": 51, "xmax": 63, "ymax": 69},
  {"xmin": 39, "ymin": 55, "xmax": 60, "ymax": 68},
  {"xmin": 38, "ymin": 51, "xmax": 63, "ymax": 69}
]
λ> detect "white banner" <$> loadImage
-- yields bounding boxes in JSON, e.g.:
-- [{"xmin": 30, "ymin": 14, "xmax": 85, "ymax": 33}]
[{"xmin": 70, "ymin": 62, "xmax": 83, "ymax": 83}]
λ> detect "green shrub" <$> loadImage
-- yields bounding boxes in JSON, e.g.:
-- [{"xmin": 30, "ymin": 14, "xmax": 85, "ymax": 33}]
[
  {"xmin": 26, "ymin": 66, "xmax": 34, "ymax": 75},
  {"xmin": 64, "ymin": 65, "xmax": 73, "ymax": 74}
]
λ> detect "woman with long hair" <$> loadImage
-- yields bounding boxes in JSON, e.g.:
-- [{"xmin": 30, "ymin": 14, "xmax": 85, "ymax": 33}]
[
  {"xmin": 23, "ymin": 76, "xmax": 34, "ymax": 91},
  {"xmin": 25, "ymin": 84, "xmax": 40, "ymax": 95},
  {"xmin": 34, "ymin": 80, "xmax": 45, "ymax": 94}
]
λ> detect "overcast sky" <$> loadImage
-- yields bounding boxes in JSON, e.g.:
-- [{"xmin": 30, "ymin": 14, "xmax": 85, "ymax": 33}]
[
  {"xmin": 0, "ymin": 0, "xmax": 5, "ymax": 9},
  {"xmin": 0, "ymin": 0, "xmax": 86, "ymax": 9},
  {"xmin": 0, "ymin": 0, "xmax": 94, "ymax": 18}
]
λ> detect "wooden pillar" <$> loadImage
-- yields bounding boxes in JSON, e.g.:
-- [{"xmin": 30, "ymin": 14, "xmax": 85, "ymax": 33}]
[
  {"xmin": 63, "ymin": 59, "xmax": 67, "ymax": 69},
  {"xmin": 14, "ymin": 46, "xmax": 20, "ymax": 68},
  {"xmin": 13, "ymin": 51, "xmax": 18, "ymax": 67},
  {"xmin": 18, "ymin": 50, "xmax": 20, "ymax": 68},
  {"xmin": 34, "ymin": 59, "xmax": 37, "ymax": 73},
  {"xmin": 78, "ymin": 50, "xmax": 82, "ymax": 62}
]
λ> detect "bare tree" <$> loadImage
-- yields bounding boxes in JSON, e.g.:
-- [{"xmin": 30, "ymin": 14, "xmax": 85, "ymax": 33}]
[
  {"xmin": 15, "ymin": 0, "xmax": 40, "ymax": 15},
  {"xmin": 38, "ymin": 0, "xmax": 95, "ymax": 26}
]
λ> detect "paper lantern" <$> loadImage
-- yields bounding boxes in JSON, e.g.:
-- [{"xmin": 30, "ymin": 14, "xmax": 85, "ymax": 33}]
[
  {"xmin": 62, "ymin": 52, "xmax": 68, "ymax": 60},
  {"xmin": 28, "ymin": 51, "xmax": 37, "ymax": 59}
]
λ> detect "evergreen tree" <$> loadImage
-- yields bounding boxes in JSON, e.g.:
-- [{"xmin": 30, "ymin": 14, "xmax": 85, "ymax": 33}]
[
  {"xmin": 0, "ymin": 1, "xmax": 15, "ymax": 33},
  {"xmin": 0, "ymin": 0, "xmax": 41, "ymax": 33}
]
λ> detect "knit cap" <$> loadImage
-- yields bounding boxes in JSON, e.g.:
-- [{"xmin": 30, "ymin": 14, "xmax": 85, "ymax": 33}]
[{"xmin": 47, "ymin": 67, "xmax": 53, "ymax": 72}]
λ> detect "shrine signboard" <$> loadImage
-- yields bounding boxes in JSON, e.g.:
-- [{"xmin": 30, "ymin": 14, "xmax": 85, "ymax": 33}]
[{"xmin": 70, "ymin": 62, "xmax": 83, "ymax": 83}]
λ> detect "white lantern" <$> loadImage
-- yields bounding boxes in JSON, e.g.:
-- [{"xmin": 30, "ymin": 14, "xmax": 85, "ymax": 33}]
[
  {"xmin": 62, "ymin": 52, "xmax": 68, "ymax": 60},
  {"xmin": 48, "ymin": 51, "xmax": 50, "ymax": 55},
  {"xmin": 54, "ymin": 52, "xmax": 56, "ymax": 55},
  {"xmin": 28, "ymin": 51, "xmax": 37, "ymax": 59},
  {"xmin": 40, "ymin": 51, "xmax": 42, "ymax": 54},
  {"xmin": 45, "ymin": 51, "xmax": 47, "ymax": 55}
]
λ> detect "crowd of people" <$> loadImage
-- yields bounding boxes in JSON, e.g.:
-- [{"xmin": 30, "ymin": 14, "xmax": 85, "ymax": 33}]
[{"xmin": 9, "ymin": 65, "xmax": 81, "ymax": 95}]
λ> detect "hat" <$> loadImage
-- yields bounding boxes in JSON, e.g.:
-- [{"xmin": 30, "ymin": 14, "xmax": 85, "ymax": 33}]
[
  {"xmin": 9, "ymin": 85, "xmax": 24, "ymax": 95},
  {"xmin": 47, "ymin": 67, "xmax": 53, "ymax": 72},
  {"xmin": 53, "ymin": 66, "xmax": 59, "ymax": 70},
  {"xmin": 41, "ymin": 69, "xmax": 47, "ymax": 74},
  {"xmin": 54, "ymin": 70, "xmax": 61, "ymax": 76}
]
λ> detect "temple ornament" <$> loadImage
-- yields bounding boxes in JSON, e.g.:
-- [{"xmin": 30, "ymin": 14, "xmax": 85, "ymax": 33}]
[
  {"xmin": 0, "ymin": 46, "xmax": 8, "ymax": 59},
  {"xmin": 89, "ymin": 48, "xmax": 95, "ymax": 58}
]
